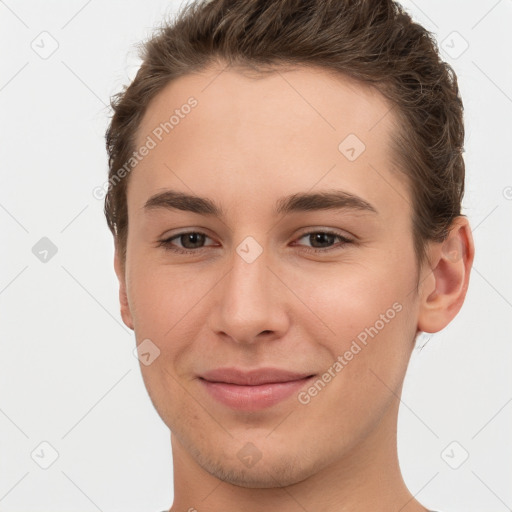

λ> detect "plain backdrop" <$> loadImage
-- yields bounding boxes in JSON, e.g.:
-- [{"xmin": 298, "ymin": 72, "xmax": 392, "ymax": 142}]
[{"xmin": 0, "ymin": 1, "xmax": 511, "ymax": 511}]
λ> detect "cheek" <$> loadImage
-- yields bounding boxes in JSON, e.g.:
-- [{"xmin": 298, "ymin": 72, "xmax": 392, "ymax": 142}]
[
  {"xmin": 126, "ymin": 260, "xmax": 224, "ymax": 390},
  {"xmin": 295, "ymin": 268, "xmax": 416, "ymax": 444},
  {"xmin": 292, "ymin": 258, "xmax": 412, "ymax": 334},
  {"xmin": 127, "ymin": 263, "xmax": 206, "ymax": 423},
  {"xmin": 127, "ymin": 260, "xmax": 209, "ymax": 335},
  {"xmin": 296, "ymin": 260, "xmax": 417, "ymax": 382}
]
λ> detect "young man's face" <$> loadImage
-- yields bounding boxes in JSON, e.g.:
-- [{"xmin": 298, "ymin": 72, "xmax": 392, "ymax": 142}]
[{"xmin": 116, "ymin": 64, "xmax": 437, "ymax": 487}]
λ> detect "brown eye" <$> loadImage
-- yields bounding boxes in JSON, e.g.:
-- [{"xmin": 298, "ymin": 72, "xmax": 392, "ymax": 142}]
[
  {"xmin": 294, "ymin": 230, "xmax": 354, "ymax": 253},
  {"xmin": 176, "ymin": 232, "xmax": 207, "ymax": 249},
  {"xmin": 307, "ymin": 232, "xmax": 337, "ymax": 248},
  {"xmin": 157, "ymin": 231, "xmax": 215, "ymax": 253}
]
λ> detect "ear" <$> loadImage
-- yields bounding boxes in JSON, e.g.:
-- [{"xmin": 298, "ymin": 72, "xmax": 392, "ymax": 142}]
[
  {"xmin": 113, "ymin": 242, "xmax": 134, "ymax": 330},
  {"xmin": 417, "ymin": 216, "xmax": 475, "ymax": 334}
]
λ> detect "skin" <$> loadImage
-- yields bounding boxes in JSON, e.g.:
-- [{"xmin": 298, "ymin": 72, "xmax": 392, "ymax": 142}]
[{"xmin": 113, "ymin": 62, "xmax": 474, "ymax": 512}]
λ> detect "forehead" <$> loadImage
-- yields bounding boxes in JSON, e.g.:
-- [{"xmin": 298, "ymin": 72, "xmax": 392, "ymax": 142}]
[
  {"xmin": 130, "ymin": 63, "xmax": 410, "ymax": 223},
  {"xmin": 135, "ymin": 63, "xmax": 396, "ymax": 147}
]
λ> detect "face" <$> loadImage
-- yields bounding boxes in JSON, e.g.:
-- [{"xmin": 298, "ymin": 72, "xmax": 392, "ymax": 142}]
[{"xmin": 117, "ymin": 63, "xmax": 428, "ymax": 487}]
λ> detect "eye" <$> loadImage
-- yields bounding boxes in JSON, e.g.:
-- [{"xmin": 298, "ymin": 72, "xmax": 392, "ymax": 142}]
[
  {"xmin": 293, "ymin": 230, "xmax": 354, "ymax": 253},
  {"xmin": 157, "ymin": 229, "xmax": 354, "ymax": 255},
  {"xmin": 157, "ymin": 231, "xmax": 216, "ymax": 254}
]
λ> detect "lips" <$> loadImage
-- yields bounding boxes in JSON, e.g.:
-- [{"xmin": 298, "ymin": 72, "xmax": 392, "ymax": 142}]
[
  {"xmin": 198, "ymin": 367, "xmax": 316, "ymax": 411},
  {"xmin": 199, "ymin": 367, "xmax": 315, "ymax": 386}
]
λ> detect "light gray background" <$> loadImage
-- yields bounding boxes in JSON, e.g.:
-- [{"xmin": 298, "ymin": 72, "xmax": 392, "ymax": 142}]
[{"xmin": 0, "ymin": 1, "xmax": 511, "ymax": 511}]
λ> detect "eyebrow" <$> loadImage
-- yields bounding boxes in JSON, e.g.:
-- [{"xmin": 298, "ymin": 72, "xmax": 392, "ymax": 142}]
[{"xmin": 143, "ymin": 189, "xmax": 378, "ymax": 217}]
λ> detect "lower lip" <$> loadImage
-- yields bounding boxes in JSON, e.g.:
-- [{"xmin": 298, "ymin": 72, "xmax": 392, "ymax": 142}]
[{"xmin": 199, "ymin": 376, "xmax": 315, "ymax": 411}]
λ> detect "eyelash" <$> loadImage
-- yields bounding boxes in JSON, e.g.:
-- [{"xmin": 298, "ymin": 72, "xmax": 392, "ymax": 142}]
[{"xmin": 156, "ymin": 230, "xmax": 354, "ymax": 255}]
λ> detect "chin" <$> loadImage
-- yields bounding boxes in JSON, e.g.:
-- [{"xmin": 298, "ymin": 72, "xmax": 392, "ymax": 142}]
[
  {"xmin": 187, "ymin": 436, "xmax": 324, "ymax": 489},
  {"xmin": 202, "ymin": 456, "xmax": 314, "ymax": 489}
]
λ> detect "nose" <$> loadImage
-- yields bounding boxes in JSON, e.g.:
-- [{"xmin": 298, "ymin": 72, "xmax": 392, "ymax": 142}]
[{"xmin": 208, "ymin": 244, "xmax": 289, "ymax": 345}]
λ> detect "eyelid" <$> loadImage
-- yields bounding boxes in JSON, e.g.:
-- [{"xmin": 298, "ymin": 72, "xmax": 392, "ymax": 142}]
[{"xmin": 295, "ymin": 226, "xmax": 355, "ymax": 240}]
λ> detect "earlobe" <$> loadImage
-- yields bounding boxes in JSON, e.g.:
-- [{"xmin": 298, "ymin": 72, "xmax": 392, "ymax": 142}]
[
  {"xmin": 113, "ymin": 244, "xmax": 134, "ymax": 331},
  {"xmin": 417, "ymin": 216, "xmax": 475, "ymax": 334}
]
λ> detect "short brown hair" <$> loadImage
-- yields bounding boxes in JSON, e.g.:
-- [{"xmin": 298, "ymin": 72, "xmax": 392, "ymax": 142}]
[{"xmin": 105, "ymin": 0, "xmax": 465, "ymax": 271}]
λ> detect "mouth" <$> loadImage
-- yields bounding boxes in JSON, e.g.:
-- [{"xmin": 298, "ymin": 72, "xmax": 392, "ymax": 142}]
[{"xmin": 198, "ymin": 368, "xmax": 316, "ymax": 411}]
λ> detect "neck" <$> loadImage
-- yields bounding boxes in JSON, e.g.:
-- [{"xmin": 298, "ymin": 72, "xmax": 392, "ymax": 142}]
[{"xmin": 168, "ymin": 399, "xmax": 428, "ymax": 512}]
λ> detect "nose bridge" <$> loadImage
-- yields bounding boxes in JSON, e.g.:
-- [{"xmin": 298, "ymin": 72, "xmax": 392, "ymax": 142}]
[
  {"xmin": 226, "ymin": 244, "xmax": 272, "ymax": 316},
  {"xmin": 211, "ymin": 238, "xmax": 286, "ymax": 342}
]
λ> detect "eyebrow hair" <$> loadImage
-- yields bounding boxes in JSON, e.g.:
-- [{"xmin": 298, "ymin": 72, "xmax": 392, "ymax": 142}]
[
  {"xmin": 143, "ymin": 189, "xmax": 378, "ymax": 217},
  {"xmin": 274, "ymin": 190, "xmax": 377, "ymax": 215}
]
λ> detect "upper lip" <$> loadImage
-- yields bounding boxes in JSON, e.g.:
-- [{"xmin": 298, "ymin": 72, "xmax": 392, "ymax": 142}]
[{"xmin": 199, "ymin": 367, "xmax": 315, "ymax": 386}]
